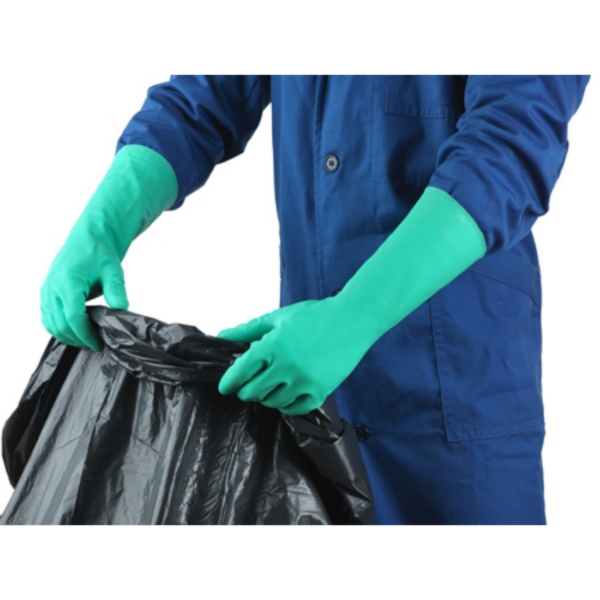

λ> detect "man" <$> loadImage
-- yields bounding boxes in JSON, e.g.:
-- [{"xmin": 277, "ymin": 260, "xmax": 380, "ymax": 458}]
[{"xmin": 40, "ymin": 76, "xmax": 589, "ymax": 524}]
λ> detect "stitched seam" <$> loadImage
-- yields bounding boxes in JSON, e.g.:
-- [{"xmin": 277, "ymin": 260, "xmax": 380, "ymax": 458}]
[
  {"xmin": 447, "ymin": 417, "xmax": 545, "ymax": 442},
  {"xmin": 314, "ymin": 76, "xmax": 327, "ymax": 298},
  {"xmin": 239, "ymin": 75, "xmax": 264, "ymax": 111}
]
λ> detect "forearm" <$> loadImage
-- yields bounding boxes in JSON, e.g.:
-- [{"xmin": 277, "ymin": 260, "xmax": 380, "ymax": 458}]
[
  {"xmin": 77, "ymin": 144, "xmax": 178, "ymax": 259},
  {"xmin": 41, "ymin": 144, "xmax": 178, "ymax": 351},
  {"xmin": 335, "ymin": 186, "xmax": 487, "ymax": 342}
]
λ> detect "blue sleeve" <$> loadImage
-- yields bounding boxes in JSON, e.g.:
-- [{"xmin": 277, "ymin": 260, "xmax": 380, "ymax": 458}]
[
  {"xmin": 116, "ymin": 75, "xmax": 271, "ymax": 209},
  {"xmin": 429, "ymin": 75, "xmax": 590, "ymax": 254}
]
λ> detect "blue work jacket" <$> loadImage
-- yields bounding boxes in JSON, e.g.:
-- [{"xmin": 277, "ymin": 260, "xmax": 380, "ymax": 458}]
[{"xmin": 118, "ymin": 76, "xmax": 589, "ymax": 524}]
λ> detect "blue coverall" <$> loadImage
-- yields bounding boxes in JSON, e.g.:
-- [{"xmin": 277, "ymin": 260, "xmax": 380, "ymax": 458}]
[{"xmin": 118, "ymin": 75, "xmax": 589, "ymax": 524}]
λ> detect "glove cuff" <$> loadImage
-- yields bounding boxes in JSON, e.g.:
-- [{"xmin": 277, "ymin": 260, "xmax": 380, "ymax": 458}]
[
  {"xmin": 78, "ymin": 144, "xmax": 179, "ymax": 259},
  {"xmin": 335, "ymin": 186, "xmax": 487, "ymax": 340}
]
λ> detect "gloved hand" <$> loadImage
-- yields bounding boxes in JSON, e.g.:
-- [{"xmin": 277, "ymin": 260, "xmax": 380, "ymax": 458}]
[
  {"xmin": 218, "ymin": 187, "xmax": 487, "ymax": 415},
  {"xmin": 218, "ymin": 298, "xmax": 380, "ymax": 415},
  {"xmin": 40, "ymin": 144, "xmax": 178, "ymax": 351}
]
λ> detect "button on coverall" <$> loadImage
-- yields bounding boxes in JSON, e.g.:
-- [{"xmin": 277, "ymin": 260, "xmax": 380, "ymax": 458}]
[{"xmin": 118, "ymin": 76, "xmax": 589, "ymax": 525}]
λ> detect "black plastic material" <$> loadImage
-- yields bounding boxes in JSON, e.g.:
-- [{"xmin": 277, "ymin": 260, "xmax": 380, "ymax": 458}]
[{"xmin": 1, "ymin": 307, "xmax": 373, "ymax": 525}]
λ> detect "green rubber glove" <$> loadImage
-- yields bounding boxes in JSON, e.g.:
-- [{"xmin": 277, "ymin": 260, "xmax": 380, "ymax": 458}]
[
  {"xmin": 218, "ymin": 187, "xmax": 487, "ymax": 415},
  {"xmin": 40, "ymin": 144, "xmax": 178, "ymax": 351}
]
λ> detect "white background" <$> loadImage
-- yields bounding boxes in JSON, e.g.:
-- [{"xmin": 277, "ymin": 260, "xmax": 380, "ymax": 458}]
[{"xmin": 0, "ymin": 3, "xmax": 598, "ymax": 598}]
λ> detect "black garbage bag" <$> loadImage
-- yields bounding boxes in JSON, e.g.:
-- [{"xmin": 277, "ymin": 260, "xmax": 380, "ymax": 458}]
[{"xmin": 1, "ymin": 307, "xmax": 373, "ymax": 525}]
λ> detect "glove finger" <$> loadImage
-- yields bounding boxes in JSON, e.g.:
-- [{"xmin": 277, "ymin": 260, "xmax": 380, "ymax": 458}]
[
  {"xmin": 40, "ymin": 286, "xmax": 56, "ymax": 338},
  {"xmin": 218, "ymin": 311, "xmax": 280, "ymax": 343},
  {"xmin": 41, "ymin": 304, "xmax": 61, "ymax": 341},
  {"xmin": 218, "ymin": 344, "xmax": 270, "ymax": 396},
  {"xmin": 44, "ymin": 299, "xmax": 86, "ymax": 348},
  {"xmin": 236, "ymin": 369, "xmax": 282, "ymax": 403},
  {"xmin": 218, "ymin": 301, "xmax": 320, "ymax": 342},
  {"xmin": 260, "ymin": 383, "xmax": 296, "ymax": 410},
  {"xmin": 101, "ymin": 264, "xmax": 129, "ymax": 310},
  {"xmin": 63, "ymin": 295, "xmax": 103, "ymax": 352},
  {"xmin": 278, "ymin": 394, "xmax": 318, "ymax": 416}
]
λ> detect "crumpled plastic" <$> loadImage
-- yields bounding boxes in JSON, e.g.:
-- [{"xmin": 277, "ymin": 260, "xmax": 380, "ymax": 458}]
[{"xmin": 1, "ymin": 307, "xmax": 373, "ymax": 525}]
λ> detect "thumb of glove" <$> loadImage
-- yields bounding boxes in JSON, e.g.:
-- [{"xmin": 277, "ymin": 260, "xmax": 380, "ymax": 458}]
[{"xmin": 101, "ymin": 265, "xmax": 129, "ymax": 310}]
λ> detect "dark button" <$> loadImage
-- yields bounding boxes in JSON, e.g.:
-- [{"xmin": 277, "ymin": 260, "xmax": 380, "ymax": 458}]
[
  {"xmin": 332, "ymin": 288, "xmax": 342, "ymax": 296},
  {"xmin": 324, "ymin": 154, "xmax": 339, "ymax": 172},
  {"xmin": 355, "ymin": 425, "xmax": 372, "ymax": 442}
]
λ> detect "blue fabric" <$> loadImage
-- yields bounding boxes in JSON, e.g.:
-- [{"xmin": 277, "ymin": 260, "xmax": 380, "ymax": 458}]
[{"xmin": 118, "ymin": 75, "xmax": 589, "ymax": 524}]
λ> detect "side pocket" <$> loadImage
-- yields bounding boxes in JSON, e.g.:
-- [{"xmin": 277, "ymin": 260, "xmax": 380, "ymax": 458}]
[{"xmin": 431, "ymin": 252, "xmax": 544, "ymax": 442}]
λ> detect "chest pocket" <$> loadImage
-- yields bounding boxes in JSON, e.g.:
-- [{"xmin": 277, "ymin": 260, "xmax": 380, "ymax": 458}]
[{"xmin": 371, "ymin": 76, "xmax": 466, "ymax": 183}]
